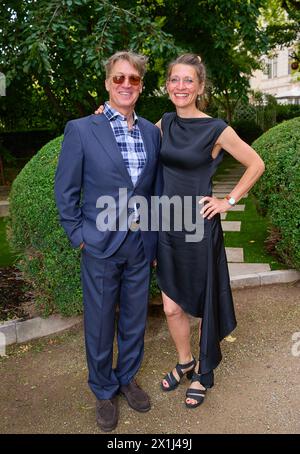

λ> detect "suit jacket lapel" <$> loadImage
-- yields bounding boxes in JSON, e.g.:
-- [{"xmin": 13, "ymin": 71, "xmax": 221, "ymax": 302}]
[
  {"xmin": 90, "ymin": 115, "xmax": 133, "ymax": 188},
  {"xmin": 135, "ymin": 119, "xmax": 153, "ymax": 188}
]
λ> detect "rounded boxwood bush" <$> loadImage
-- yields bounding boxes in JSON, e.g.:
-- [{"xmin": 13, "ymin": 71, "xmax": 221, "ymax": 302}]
[
  {"xmin": 8, "ymin": 136, "xmax": 83, "ymax": 316},
  {"xmin": 252, "ymin": 117, "xmax": 300, "ymax": 270},
  {"xmin": 8, "ymin": 135, "xmax": 160, "ymax": 316}
]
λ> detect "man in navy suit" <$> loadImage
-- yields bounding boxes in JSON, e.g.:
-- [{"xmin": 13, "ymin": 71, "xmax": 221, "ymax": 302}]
[{"xmin": 55, "ymin": 51, "xmax": 161, "ymax": 431}]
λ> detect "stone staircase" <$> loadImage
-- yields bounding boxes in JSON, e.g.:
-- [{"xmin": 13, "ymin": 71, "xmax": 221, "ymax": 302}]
[
  {"xmin": 213, "ymin": 165, "xmax": 271, "ymax": 278},
  {"xmin": 0, "ymin": 186, "xmax": 10, "ymax": 217}
]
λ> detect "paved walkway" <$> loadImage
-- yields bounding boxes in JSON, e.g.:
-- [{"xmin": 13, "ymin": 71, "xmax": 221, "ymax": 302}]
[{"xmin": 1, "ymin": 283, "xmax": 299, "ymax": 434}]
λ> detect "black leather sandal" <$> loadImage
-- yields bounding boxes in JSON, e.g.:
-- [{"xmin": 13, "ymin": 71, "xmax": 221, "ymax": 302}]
[
  {"xmin": 161, "ymin": 357, "xmax": 196, "ymax": 392},
  {"xmin": 185, "ymin": 371, "xmax": 207, "ymax": 408}
]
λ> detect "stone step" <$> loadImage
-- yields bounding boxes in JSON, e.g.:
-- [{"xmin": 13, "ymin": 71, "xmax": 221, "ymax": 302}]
[
  {"xmin": 213, "ymin": 192, "xmax": 248, "ymax": 198},
  {"xmin": 221, "ymin": 221, "xmax": 241, "ymax": 232},
  {"xmin": 213, "ymin": 190, "xmax": 237, "ymax": 195},
  {"xmin": 213, "ymin": 185, "xmax": 238, "ymax": 189},
  {"xmin": 222, "ymin": 175, "xmax": 244, "ymax": 180},
  {"xmin": 0, "ymin": 186, "xmax": 10, "ymax": 201},
  {"xmin": 223, "ymin": 173, "xmax": 245, "ymax": 178},
  {"xmin": 215, "ymin": 174, "xmax": 242, "ymax": 178},
  {"xmin": 225, "ymin": 247, "xmax": 244, "ymax": 262},
  {"xmin": 0, "ymin": 185, "xmax": 10, "ymax": 193},
  {"xmin": 223, "ymin": 168, "xmax": 245, "ymax": 174},
  {"xmin": 221, "ymin": 213, "xmax": 227, "ymax": 220},
  {"xmin": 229, "ymin": 204, "xmax": 245, "ymax": 211},
  {"xmin": 214, "ymin": 179, "xmax": 241, "ymax": 184},
  {"xmin": 228, "ymin": 262, "xmax": 271, "ymax": 277},
  {"xmin": 214, "ymin": 182, "xmax": 237, "ymax": 186},
  {"xmin": 213, "ymin": 188, "xmax": 236, "ymax": 194},
  {"xmin": 0, "ymin": 200, "xmax": 9, "ymax": 217},
  {"xmin": 224, "ymin": 168, "xmax": 246, "ymax": 175}
]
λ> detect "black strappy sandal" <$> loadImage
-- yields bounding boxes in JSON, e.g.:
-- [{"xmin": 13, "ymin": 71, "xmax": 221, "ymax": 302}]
[
  {"xmin": 185, "ymin": 371, "xmax": 207, "ymax": 408},
  {"xmin": 161, "ymin": 357, "xmax": 196, "ymax": 392}
]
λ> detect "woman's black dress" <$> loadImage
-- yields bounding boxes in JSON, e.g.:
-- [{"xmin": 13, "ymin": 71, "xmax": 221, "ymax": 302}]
[{"xmin": 156, "ymin": 112, "xmax": 237, "ymax": 377}]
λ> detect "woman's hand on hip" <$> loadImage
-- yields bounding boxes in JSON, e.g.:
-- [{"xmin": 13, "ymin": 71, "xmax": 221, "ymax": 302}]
[{"xmin": 199, "ymin": 196, "xmax": 230, "ymax": 219}]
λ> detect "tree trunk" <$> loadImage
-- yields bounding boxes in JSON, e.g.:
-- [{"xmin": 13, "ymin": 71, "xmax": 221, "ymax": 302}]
[
  {"xmin": 0, "ymin": 156, "xmax": 5, "ymax": 186},
  {"xmin": 223, "ymin": 90, "xmax": 232, "ymax": 124}
]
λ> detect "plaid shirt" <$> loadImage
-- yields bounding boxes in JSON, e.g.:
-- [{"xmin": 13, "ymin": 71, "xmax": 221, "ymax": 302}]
[{"xmin": 103, "ymin": 102, "xmax": 147, "ymax": 186}]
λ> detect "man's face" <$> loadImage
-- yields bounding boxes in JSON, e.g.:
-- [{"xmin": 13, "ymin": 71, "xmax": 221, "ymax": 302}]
[{"xmin": 105, "ymin": 60, "xmax": 143, "ymax": 114}]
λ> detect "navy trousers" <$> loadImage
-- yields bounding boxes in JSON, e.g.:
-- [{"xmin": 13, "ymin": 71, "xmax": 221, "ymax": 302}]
[{"xmin": 81, "ymin": 230, "xmax": 151, "ymax": 400}]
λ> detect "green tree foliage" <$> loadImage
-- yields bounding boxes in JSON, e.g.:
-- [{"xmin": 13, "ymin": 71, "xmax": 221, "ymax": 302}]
[
  {"xmin": 263, "ymin": 0, "xmax": 300, "ymax": 62},
  {"xmin": 3, "ymin": 1, "xmax": 285, "ymax": 126},
  {"xmin": 0, "ymin": 0, "xmax": 178, "ymax": 129},
  {"xmin": 140, "ymin": 0, "xmax": 271, "ymax": 122},
  {"xmin": 0, "ymin": 77, "xmax": 58, "ymax": 132}
]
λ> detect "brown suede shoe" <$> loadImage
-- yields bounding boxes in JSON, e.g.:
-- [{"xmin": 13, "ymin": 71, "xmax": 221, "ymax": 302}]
[
  {"xmin": 96, "ymin": 397, "xmax": 118, "ymax": 432},
  {"xmin": 120, "ymin": 380, "xmax": 151, "ymax": 412}
]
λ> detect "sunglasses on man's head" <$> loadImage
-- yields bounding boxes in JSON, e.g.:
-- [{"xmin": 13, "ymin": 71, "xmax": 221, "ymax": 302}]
[{"xmin": 111, "ymin": 74, "xmax": 142, "ymax": 86}]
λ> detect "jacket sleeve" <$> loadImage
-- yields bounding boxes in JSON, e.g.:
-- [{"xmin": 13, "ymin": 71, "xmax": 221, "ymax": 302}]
[{"xmin": 54, "ymin": 121, "xmax": 84, "ymax": 248}]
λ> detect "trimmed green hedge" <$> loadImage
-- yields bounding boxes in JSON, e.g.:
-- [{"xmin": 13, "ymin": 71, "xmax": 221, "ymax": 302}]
[
  {"xmin": 276, "ymin": 104, "xmax": 300, "ymax": 123},
  {"xmin": 231, "ymin": 119, "xmax": 263, "ymax": 144},
  {"xmin": 252, "ymin": 117, "xmax": 300, "ymax": 270},
  {"xmin": 137, "ymin": 95, "xmax": 174, "ymax": 123},
  {"xmin": 8, "ymin": 136, "xmax": 83, "ymax": 316}
]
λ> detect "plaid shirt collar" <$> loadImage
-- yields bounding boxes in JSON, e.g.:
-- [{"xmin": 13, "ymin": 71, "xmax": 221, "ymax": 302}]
[{"xmin": 103, "ymin": 102, "xmax": 138, "ymax": 125}]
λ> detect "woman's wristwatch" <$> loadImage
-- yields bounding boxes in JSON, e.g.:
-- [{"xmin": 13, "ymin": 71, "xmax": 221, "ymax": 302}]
[{"xmin": 225, "ymin": 195, "xmax": 236, "ymax": 207}]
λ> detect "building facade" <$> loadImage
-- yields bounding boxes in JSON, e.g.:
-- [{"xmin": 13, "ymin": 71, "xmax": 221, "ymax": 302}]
[{"xmin": 250, "ymin": 46, "xmax": 300, "ymax": 104}]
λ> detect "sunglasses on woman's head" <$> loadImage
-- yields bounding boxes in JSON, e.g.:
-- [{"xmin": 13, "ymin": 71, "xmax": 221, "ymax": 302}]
[{"xmin": 111, "ymin": 74, "xmax": 142, "ymax": 86}]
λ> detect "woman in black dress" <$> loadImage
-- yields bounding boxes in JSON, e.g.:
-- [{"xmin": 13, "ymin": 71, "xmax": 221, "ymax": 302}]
[{"xmin": 156, "ymin": 54, "xmax": 265, "ymax": 408}]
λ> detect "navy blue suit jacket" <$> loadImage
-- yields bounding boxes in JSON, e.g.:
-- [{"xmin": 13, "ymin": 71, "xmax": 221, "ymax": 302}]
[{"xmin": 55, "ymin": 114, "xmax": 161, "ymax": 262}]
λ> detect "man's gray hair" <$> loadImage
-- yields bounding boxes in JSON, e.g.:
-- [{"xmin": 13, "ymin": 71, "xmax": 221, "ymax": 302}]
[{"xmin": 105, "ymin": 51, "xmax": 148, "ymax": 79}]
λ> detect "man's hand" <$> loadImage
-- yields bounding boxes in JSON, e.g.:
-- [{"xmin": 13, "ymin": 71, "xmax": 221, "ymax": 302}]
[
  {"xmin": 79, "ymin": 242, "xmax": 85, "ymax": 250},
  {"xmin": 94, "ymin": 105, "xmax": 104, "ymax": 115}
]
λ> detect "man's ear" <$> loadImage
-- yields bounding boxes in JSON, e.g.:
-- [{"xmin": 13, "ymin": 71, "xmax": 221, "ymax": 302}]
[{"xmin": 105, "ymin": 79, "xmax": 110, "ymax": 92}]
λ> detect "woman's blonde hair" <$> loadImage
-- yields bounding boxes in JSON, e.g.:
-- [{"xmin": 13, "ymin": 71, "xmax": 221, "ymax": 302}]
[{"xmin": 167, "ymin": 53, "xmax": 206, "ymax": 109}]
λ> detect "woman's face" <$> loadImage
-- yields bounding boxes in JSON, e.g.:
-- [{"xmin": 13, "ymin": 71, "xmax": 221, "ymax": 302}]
[{"xmin": 166, "ymin": 64, "xmax": 204, "ymax": 110}]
